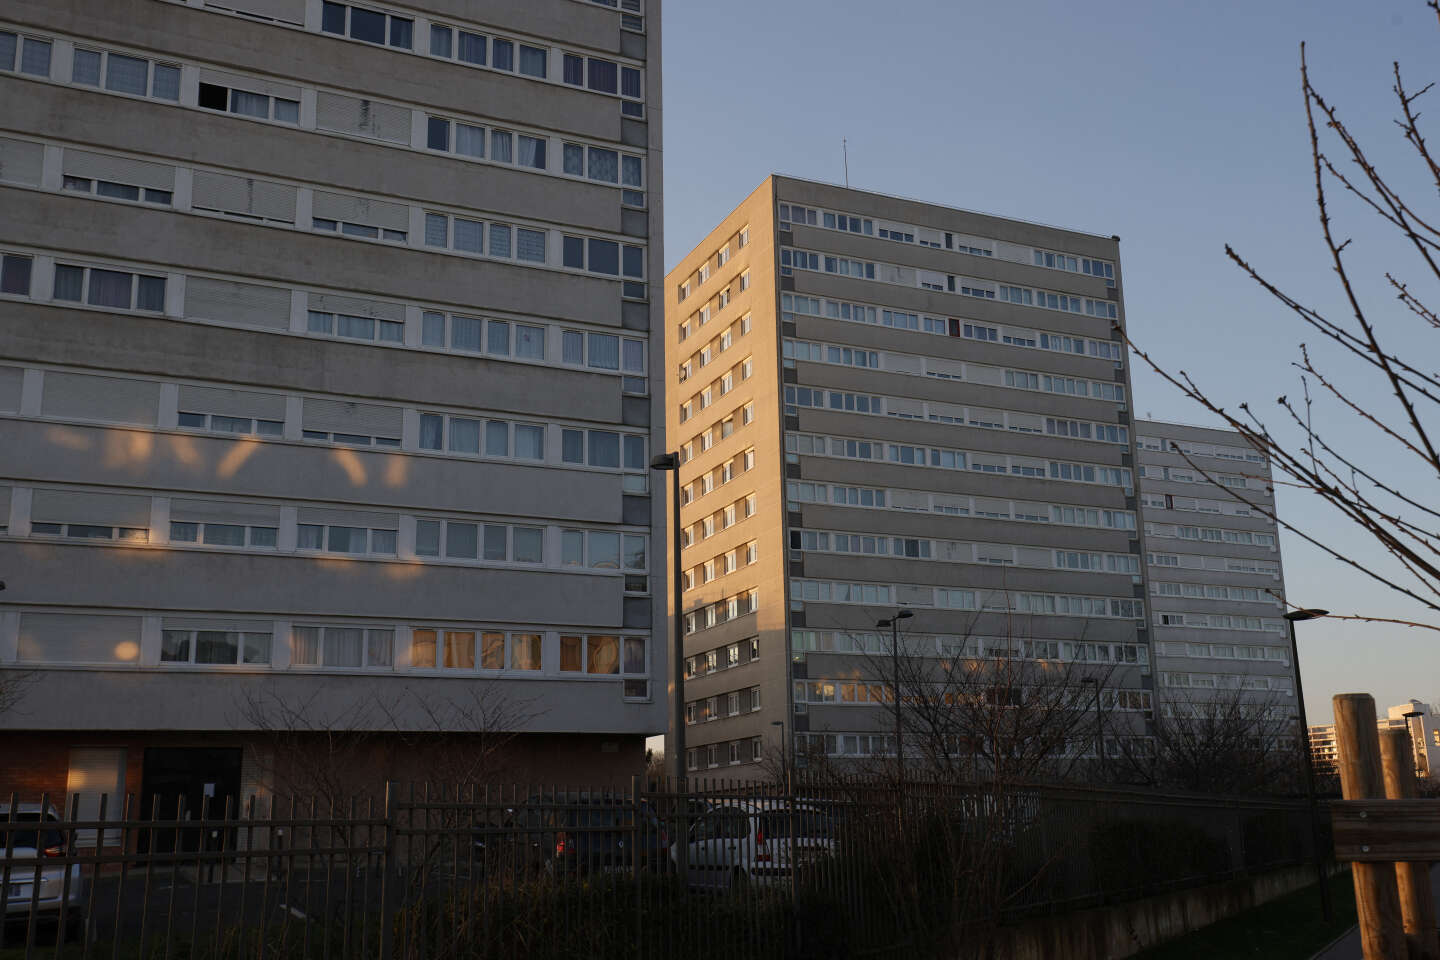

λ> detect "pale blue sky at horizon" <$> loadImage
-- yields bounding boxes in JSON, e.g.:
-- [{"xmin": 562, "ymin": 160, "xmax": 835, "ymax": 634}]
[{"xmin": 661, "ymin": 0, "xmax": 1440, "ymax": 725}]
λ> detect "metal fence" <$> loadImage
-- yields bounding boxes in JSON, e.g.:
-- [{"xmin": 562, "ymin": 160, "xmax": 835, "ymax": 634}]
[{"xmin": 1, "ymin": 778, "xmax": 1315, "ymax": 959}]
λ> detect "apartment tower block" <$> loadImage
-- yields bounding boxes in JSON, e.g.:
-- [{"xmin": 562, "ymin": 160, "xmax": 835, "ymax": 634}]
[
  {"xmin": 665, "ymin": 176, "xmax": 1152, "ymax": 774},
  {"xmin": 0, "ymin": 0, "xmax": 664, "ymax": 821}
]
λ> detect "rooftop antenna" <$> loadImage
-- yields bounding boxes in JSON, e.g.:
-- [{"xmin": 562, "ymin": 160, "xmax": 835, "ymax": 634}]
[{"xmin": 843, "ymin": 138, "xmax": 850, "ymax": 188}]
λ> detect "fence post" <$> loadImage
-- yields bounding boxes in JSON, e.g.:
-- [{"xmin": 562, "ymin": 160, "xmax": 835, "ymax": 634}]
[
  {"xmin": 378, "ymin": 781, "xmax": 398, "ymax": 960},
  {"xmin": 1335, "ymin": 693, "xmax": 1406, "ymax": 960},
  {"xmin": 1379, "ymin": 727, "xmax": 1440, "ymax": 960}
]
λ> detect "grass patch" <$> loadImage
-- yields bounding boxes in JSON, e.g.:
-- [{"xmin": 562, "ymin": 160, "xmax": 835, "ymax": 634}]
[{"xmin": 1131, "ymin": 870, "xmax": 1357, "ymax": 960}]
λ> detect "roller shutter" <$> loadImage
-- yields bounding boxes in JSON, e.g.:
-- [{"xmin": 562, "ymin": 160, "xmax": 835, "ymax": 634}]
[
  {"xmin": 178, "ymin": 384, "xmax": 287, "ymax": 420},
  {"xmin": 301, "ymin": 398, "xmax": 402, "ymax": 436},
  {"xmin": 191, "ymin": 171, "xmax": 297, "ymax": 222},
  {"xmin": 62, "ymin": 149, "xmax": 175, "ymax": 191},
  {"xmin": 184, "ymin": 276, "xmax": 291, "ymax": 329},
  {"xmin": 31, "ymin": 488, "xmax": 152, "ymax": 526},
  {"xmin": 17, "ymin": 613, "xmax": 142, "ymax": 663},
  {"xmin": 0, "ymin": 136, "xmax": 43, "ymax": 186},
  {"xmin": 41, "ymin": 372, "xmax": 159, "ymax": 425},
  {"xmin": 312, "ymin": 191, "xmax": 409, "ymax": 230}
]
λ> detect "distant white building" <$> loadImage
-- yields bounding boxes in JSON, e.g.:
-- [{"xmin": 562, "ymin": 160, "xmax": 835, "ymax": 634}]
[{"xmin": 1309, "ymin": 700, "xmax": 1440, "ymax": 778}]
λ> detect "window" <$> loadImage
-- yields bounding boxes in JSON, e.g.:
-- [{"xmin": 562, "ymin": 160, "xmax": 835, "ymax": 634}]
[
  {"xmin": 52, "ymin": 265, "xmax": 165, "ymax": 312},
  {"xmin": 1, "ymin": 254, "xmax": 33, "ymax": 295},
  {"xmin": 178, "ymin": 411, "xmax": 284, "ymax": 437},
  {"xmin": 170, "ymin": 521, "xmax": 277, "ymax": 549},
  {"xmin": 31, "ymin": 521, "xmax": 149, "ymax": 543},
  {"xmin": 162, "ymin": 629, "xmax": 271, "ymax": 666},
  {"xmin": 321, "ymin": 3, "xmax": 412, "ymax": 48},
  {"xmin": 296, "ymin": 522, "xmax": 398, "ymax": 556},
  {"xmin": 307, "ymin": 310, "xmax": 404, "ymax": 344},
  {"xmin": 197, "ymin": 80, "xmax": 298, "ymax": 124},
  {"xmin": 290, "ymin": 625, "xmax": 393, "ymax": 668},
  {"xmin": 63, "ymin": 174, "xmax": 172, "ymax": 206},
  {"xmin": 426, "ymin": 212, "xmax": 548, "ymax": 264}
]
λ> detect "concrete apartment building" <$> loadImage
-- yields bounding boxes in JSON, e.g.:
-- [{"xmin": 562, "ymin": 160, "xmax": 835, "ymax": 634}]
[
  {"xmin": 665, "ymin": 176, "xmax": 1152, "ymax": 775},
  {"xmin": 1135, "ymin": 422, "xmax": 1297, "ymax": 720},
  {"xmin": 0, "ymin": 0, "xmax": 664, "ymax": 824},
  {"xmin": 1309, "ymin": 700, "xmax": 1440, "ymax": 779}
]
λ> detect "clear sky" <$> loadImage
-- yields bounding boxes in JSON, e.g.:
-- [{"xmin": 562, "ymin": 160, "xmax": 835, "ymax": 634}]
[{"xmin": 660, "ymin": 0, "xmax": 1440, "ymax": 724}]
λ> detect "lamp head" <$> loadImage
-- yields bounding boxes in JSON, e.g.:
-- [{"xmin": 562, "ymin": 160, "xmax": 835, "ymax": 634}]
[
  {"xmin": 649, "ymin": 453, "xmax": 679, "ymax": 471},
  {"xmin": 1284, "ymin": 608, "xmax": 1330, "ymax": 623},
  {"xmin": 895, "ymin": 610, "xmax": 914, "ymax": 621}
]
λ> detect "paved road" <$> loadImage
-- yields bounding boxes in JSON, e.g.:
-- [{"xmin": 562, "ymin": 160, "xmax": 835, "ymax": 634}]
[{"xmin": 1312, "ymin": 865, "xmax": 1440, "ymax": 960}]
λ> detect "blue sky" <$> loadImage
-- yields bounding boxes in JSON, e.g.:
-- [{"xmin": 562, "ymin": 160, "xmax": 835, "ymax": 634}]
[{"xmin": 661, "ymin": 0, "xmax": 1440, "ymax": 723}]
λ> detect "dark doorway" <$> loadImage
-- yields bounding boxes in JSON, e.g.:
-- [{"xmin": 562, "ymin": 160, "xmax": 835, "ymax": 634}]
[{"xmin": 139, "ymin": 747, "xmax": 242, "ymax": 853}]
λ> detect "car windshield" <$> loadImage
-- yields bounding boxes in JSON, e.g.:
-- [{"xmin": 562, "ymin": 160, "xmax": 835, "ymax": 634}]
[
  {"xmin": 760, "ymin": 810, "xmax": 832, "ymax": 840},
  {"xmin": 1, "ymin": 813, "xmax": 62, "ymax": 851}
]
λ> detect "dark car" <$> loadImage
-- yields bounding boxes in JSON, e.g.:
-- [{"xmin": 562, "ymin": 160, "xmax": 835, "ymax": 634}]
[{"xmin": 476, "ymin": 793, "xmax": 670, "ymax": 877}]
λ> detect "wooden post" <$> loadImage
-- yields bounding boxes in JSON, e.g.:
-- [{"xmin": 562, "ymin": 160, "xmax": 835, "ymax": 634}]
[
  {"xmin": 1336, "ymin": 694, "xmax": 1407, "ymax": 960},
  {"xmin": 1380, "ymin": 726, "xmax": 1440, "ymax": 960}
]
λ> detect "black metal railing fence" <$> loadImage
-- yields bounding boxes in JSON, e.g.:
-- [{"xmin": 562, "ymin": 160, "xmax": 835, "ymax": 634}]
[{"xmin": 0, "ymin": 777, "xmax": 1314, "ymax": 959}]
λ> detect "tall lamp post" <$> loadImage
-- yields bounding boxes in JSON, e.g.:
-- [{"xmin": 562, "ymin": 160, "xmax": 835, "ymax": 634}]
[
  {"xmin": 1286, "ymin": 608, "xmax": 1333, "ymax": 922},
  {"xmin": 875, "ymin": 610, "xmax": 913, "ymax": 795},
  {"xmin": 650, "ymin": 452, "xmax": 688, "ymax": 887},
  {"xmin": 1081, "ymin": 677, "xmax": 1104, "ymax": 777},
  {"xmin": 771, "ymin": 719, "xmax": 788, "ymax": 779}
]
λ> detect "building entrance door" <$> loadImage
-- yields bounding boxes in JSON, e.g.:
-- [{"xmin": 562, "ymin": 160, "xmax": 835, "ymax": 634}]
[{"xmin": 139, "ymin": 747, "xmax": 242, "ymax": 853}]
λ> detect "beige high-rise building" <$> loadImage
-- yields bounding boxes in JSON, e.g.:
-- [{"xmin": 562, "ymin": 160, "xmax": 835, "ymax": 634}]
[
  {"xmin": 0, "ymin": 0, "xmax": 664, "ymax": 820},
  {"xmin": 664, "ymin": 176, "xmax": 1152, "ymax": 775}
]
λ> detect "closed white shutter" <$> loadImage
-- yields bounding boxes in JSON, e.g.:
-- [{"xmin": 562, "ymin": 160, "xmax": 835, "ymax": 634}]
[
  {"xmin": 178, "ymin": 384, "xmax": 286, "ymax": 420},
  {"xmin": 191, "ymin": 171, "xmax": 296, "ymax": 222},
  {"xmin": 171, "ymin": 498, "xmax": 281, "ymax": 526},
  {"xmin": 302, "ymin": 398, "xmax": 402, "ymax": 436},
  {"xmin": 926, "ymin": 357, "xmax": 964, "ymax": 379},
  {"xmin": 315, "ymin": 92, "xmax": 410, "ymax": 143},
  {"xmin": 0, "ymin": 365, "xmax": 21, "ymax": 413},
  {"xmin": 184, "ymin": 276, "xmax": 291, "ymax": 329},
  {"xmin": 965, "ymin": 364, "xmax": 1003, "ymax": 386},
  {"xmin": 1015, "ymin": 546, "xmax": 1052, "ymax": 567},
  {"xmin": 163, "ymin": 616, "xmax": 272, "ymax": 633},
  {"xmin": 312, "ymin": 191, "xmax": 409, "ymax": 230},
  {"xmin": 62, "ymin": 149, "xmax": 175, "ymax": 191},
  {"xmin": 895, "ymin": 584, "xmax": 932, "ymax": 605},
  {"xmin": 973, "ymin": 497, "xmax": 1010, "ymax": 516},
  {"xmin": 922, "ymin": 400, "xmax": 959, "ymax": 420},
  {"xmin": 307, "ymin": 292, "xmax": 403, "ymax": 322},
  {"xmin": 199, "ymin": 69, "xmax": 300, "ymax": 102},
  {"xmin": 17, "ymin": 613, "xmax": 142, "ymax": 663},
  {"xmin": 205, "ymin": 0, "xmax": 304, "ymax": 25},
  {"xmin": 883, "ymin": 353, "xmax": 923, "ymax": 375},
  {"xmin": 41, "ymin": 372, "xmax": 160, "ymax": 425},
  {"xmin": 887, "ymin": 489, "xmax": 928, "ymax": 510},
  {"xmin": 1008, "ymin": 412, "xmax": 1045, "ymax": 433},
  {"xmin": 31, "ymin": 489, "xmax": 153, "ymax": 526},
  {"xmin": 66, "ymin": 748, "xmax": 126, "ymax": 846},
  {"xmin": 0, "ymin": 136, "xmax": 44, "ymax": 186},
  {"xmin": 296, "ymin": 506, "xmax": 399, "ymax": 528}
]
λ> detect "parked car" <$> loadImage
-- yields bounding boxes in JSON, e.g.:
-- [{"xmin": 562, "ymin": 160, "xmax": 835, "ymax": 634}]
[
  {"xmin": 674, "ymin": 800, "xmax": 835, "ymax": 891},
  {"xmin": 1, "ymin": 802, "xmax": 87, "ymax": 940},
  {"xmin": 474, "ymin": 793, "xmax": 671, "ymax": 877}
]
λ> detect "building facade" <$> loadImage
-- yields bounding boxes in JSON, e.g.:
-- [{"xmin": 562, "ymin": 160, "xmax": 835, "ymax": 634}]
[
  {"xmin": 664, "ymin": 176, "xmax": 1151, "ymax": 775},
  {"xmin": 0, "ymin": 0, "xmax": 664, "ymax": 822},
  {"xmin": 1135, "ymin": 421, "xmax": 1297, "ymax": 720}
]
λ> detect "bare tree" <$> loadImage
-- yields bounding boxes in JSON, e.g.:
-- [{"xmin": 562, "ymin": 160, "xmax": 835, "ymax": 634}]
[
  {"xmin": 0, "ymin": 668, "xmax": 37, "ymax": 719},
  {"xmin": 1116, "ymin": 686, "xmax": 1300, "ymax": 794},
  {"xmin": 1122, "ymin": 1, "xmax": 1440, "ymax": 631},
  {"xmin": 234, "ymin": 680, "xmax": 540, "ymax": 808}
]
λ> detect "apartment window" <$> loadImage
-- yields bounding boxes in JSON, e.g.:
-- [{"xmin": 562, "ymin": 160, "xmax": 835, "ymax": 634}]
[
  {"xmin": 296, "ymin": 523, "xmax": 398, "ymax": 556},
  {"xmin": 311, "ymin": 216, "xmax": 406, "ymax": 243},
  {"xmin": 5, "ymin": 35, "xmax": 51, "ymax": 77},
  {"xmin": 321, "ymin": 3, "xmax": 413, "ymax": 49},
  {"xmin": 308, "ymin": 310, "xmax": 404, "ymax": 344},
  {"xmin": 178, "ymin": 411, "xmax": 283, "ymax": 437},
  {"xmin": 170, "ymin": 521, "xmax": 277, "ymax": 549},
  {"xmin": 68, "ymin": 46, "xmax": 180, "ymax": 101},
  {"xmin": 290, "ymin": 625, "xmax": 393, "ymax": 668},
  {"xmin": 1, "ymin": 254, "xmax": 33, "ymax": 295},
  {"xmin": 51, "ymin": 265, "xmax": 165, "ymax": 312},
  {"xmin": 197, "ymin": 80, "xmax": 299, "ymax": 124},
  {"xmin": 31, "ymin": 522, "xmax": 149, "ymax": 543},
  {"xmin": 161, "ymin": 629, "xmax": 271, "ymax": 666},
  {"xmin": 63, "ymin": 174, "xmax": 172, "ymax": 206},
  {"xmin": 425, "ymin": 212, "xmax": 547, "ymax": 264}
]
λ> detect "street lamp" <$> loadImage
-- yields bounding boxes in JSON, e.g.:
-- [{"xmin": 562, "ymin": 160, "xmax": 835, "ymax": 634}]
[
  {"xmin": 771, "ymin": 719, "xmax": 788, "ymax": 780},
  {"xmin": 1081, "ymin": 677, "xmax": 1103, "ymax": 777},
  {"xmin": 875, "ymin": 610, "xmax": 913, "ymax": 795},
  {"xmin": 650, "ymin": 453, "xmax": 685, "ymax": 783},
  {"xmin": 650, "ymin": 452, "xmax": 688, "ymax": 889},
  {"xmin": 1285, "ymin": 607, "xmax": 1333, "ymax": 922}
]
